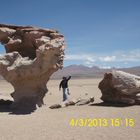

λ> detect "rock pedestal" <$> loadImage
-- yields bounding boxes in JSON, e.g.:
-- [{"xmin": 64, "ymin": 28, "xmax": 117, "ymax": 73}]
[
  {"xmin": 0, "ymin": 24, "xmax": 65, "ymax": 110},
  {"xmin": 98, "ymin": 71, "xmax": 140, "ymax": 105}
]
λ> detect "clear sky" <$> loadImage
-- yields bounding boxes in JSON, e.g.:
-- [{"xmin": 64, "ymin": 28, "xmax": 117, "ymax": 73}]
[{"xmin": 0, "ymin": 0, "xmax": 140, "ymax": 68}]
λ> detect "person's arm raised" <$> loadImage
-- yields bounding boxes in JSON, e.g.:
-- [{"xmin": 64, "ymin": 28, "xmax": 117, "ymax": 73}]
[{"xmin": 67, "ymin": 76, "xmax": 71, "ymax": 81}]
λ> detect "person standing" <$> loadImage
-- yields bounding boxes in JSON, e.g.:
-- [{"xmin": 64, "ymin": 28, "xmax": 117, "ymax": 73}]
[{"xmin": 59, "ymin": 76, "xmax": 71, "ymax": 101}]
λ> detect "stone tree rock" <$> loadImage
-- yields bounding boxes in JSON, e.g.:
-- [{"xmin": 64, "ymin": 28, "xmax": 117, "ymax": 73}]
[
  {"xmin": 0, "ymin": 24, "xmax": 65, "ymax": 110},
  {"xmin": 98, "ymin": 71, "xmax": 140, "ymax": 105}
]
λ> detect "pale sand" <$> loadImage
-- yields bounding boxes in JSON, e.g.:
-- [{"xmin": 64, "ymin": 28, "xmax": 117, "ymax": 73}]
[{"xmin": 0, "ymin": 79, "xmax": 140, "ymax": 140}]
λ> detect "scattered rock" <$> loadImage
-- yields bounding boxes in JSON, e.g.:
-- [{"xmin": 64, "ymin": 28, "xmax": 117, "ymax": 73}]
[
  {"xmin": 65, "ymin": 99, "xmax": 80, "ymax": 106},
  {"xmin": 49, "ymin": 97, "xmax": 94, "ymax": 109},
  {"xmin": 49, "ymin": 104, "xmax": 62, "ymax": 109},
  {"xmin": 76, "ymin": 97, "xmax": 94, "ymax": 106},
  {"xmin": 98, "ymin": 71, "xmax": 140, "ymax": 105}
]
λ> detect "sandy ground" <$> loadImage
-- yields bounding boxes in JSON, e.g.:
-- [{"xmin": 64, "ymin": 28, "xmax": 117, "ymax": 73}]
[{"xmin": 0, "ymin": 78, "xmax": 140, "ymax": 140}]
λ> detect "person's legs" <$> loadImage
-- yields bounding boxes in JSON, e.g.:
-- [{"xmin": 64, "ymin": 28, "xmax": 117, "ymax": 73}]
[{"xmin": 63, "ymin": 88, "xmax": 68, "ymax": 101}]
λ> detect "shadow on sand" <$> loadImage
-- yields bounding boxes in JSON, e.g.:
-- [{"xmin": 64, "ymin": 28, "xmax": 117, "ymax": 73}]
[
  {"xmin": 89, "ymin": 102, "xmax": 134, "ymax": 107},
  {"xmin": 0, "ymin": 100, "xmax": 35, "ymax": 115}
]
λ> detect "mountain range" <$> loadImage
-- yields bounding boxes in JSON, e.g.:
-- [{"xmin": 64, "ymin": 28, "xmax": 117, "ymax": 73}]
[
  {"xmin": 0, "ymin": 65, "xmax": 140, "ymax": 80},
  {"xmin": 51, "ymin": 65, "xmax": 140, "ymax": 79}
]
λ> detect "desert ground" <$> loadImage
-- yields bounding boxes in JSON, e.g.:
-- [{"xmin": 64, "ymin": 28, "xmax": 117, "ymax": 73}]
[{"xmin": 0, "ymin": 78, "xmax": 140, "ymax": 140}]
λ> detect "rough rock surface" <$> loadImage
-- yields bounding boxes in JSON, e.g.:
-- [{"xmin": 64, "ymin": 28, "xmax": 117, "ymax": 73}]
[
  {"xmin": 0, "ymin": 24, "xmax": 65, "ymax": 110},
  {"xmin": 99, "ymin": 71, "xmax": 140, "ymax": 105}
]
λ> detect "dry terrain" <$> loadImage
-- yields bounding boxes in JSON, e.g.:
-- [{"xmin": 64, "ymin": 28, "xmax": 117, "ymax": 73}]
[{"xmin": 0, "ymin": 78, "xmax": 140, "ymax": 140}]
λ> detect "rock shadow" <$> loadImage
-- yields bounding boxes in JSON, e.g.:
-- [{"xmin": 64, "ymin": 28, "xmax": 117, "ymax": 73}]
[
  {"xmin": 89, "ymin": 102, "xmax": 134, "ymax": 107},
  {"xmin": 0, "ymin": 100, "xmax": 35, "ymax": 115}
]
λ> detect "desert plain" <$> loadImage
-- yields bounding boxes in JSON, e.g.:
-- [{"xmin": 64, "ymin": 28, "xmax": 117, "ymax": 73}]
[{"xmin": 0, "ymin": 78, "xmax": 140, "ymax": 140}]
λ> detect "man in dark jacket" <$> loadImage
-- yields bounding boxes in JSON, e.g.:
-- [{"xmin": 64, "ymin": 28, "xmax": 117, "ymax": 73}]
[{"xmin": 59, "ymin": 76, "xmax": 71, "ymax": 101}]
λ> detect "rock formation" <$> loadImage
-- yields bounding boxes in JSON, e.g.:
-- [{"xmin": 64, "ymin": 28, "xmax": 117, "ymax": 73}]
[
  {"xmin": 0, "ymin": 24, "xmax": 65, "ymax": 110},
  {"xmin": 99, "ymin": 71, "xmax": 140, "ymax": 105}
]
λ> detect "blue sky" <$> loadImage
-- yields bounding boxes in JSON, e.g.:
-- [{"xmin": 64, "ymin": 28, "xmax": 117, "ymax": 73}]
[{"xmin": 0, "ymin": 0, "xmax": 140, "ymax": 68}]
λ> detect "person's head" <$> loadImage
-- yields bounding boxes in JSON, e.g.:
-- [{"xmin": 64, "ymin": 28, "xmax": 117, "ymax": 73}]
[{"xmin": 62, "ymin": 76, "xmax": 66, "ymax": 80}]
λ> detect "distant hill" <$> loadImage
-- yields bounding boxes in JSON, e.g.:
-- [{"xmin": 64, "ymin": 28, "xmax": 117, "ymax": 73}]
[
  {"xmin": 51, "ymin": 65, "xmax": 140, "ymax": 79},
  {"xmin": 0, "ymin": 65, "xmax": 140, "ymax": 80}
]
